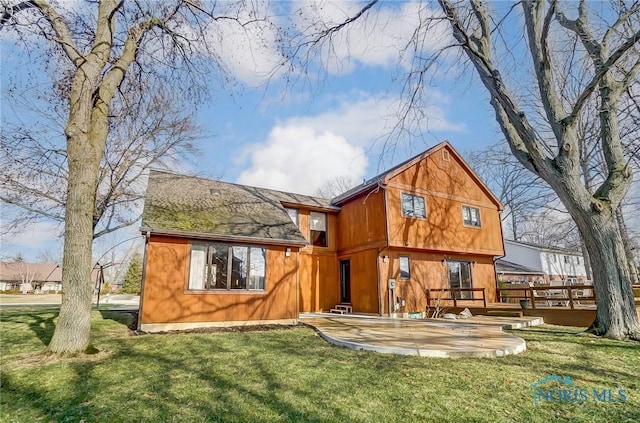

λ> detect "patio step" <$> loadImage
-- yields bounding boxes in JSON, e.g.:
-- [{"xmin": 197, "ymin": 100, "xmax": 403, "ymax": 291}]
[
  {"xmin": 487, "ymin": 310, "xmax": 524, "ymax": 318},
  {"xmin": 330, "ymin": 304, "xmax": 352, "ymax": 314}
]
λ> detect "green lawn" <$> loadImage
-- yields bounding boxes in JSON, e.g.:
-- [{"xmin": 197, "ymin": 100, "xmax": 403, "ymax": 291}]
[{"xmin": 1, "ymin": 310, "xmax": 638, "ymax": 423}]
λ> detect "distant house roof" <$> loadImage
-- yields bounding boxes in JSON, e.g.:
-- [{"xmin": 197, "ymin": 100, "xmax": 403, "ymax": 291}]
[
  {"xmin": 0, "ymin": 262, "xmax": 61, "ymax": 282},
  {"xmin": 504, "ymin": 239, "xmax": 582, "ymax": 256},
  {"xmin": 141, "ymin": 170, "xmax": 338, "ymax": 246},
  {"xmin": 496, "ymin": 259, "xmax": 545, "ymax": 275},
  {"xmin": 331, "ymin": 141, "xmax": 502, "ymax": 209}
]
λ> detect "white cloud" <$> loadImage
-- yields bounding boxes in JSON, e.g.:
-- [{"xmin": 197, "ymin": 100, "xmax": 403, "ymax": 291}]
[
  {"xmin": 286, "ymin": 92, "xmax": 465, "ymax": 147},
  {"xmin": 0, "ymin": 219, "xmax": 62, "ymax": 261},
  {"xmin": 237, "ymin": 125, "xmax": 367, "ymax": 195},
  {"xmin": 292, "ymin": 1, "xmax": 452, "ymax": 74},
  {"xmin": 236, "ymin": 90, "xmax": 465, "ymax": 194},
  {"xmin": 179, "ymin": 2, "xmax": 285, "ymax": 87}
]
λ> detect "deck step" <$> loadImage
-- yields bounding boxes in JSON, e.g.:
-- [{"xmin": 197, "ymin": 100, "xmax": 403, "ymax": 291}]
[
  {"xmin": 487, "ymin": 310, "xmax": 524, "ymax": 318},
  {"xmin": 330, "ymin": 304, "xmax": 352, "ymax": 314}
]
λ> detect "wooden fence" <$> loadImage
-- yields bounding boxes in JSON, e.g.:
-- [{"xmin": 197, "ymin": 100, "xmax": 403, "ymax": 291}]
[
  {"xmin": 497, "ymin": 284, "xmax": 596, "ymax": 309},
  {"xmin": 425, "ymin": 287, "xmax": 487, "ymax": 308}
]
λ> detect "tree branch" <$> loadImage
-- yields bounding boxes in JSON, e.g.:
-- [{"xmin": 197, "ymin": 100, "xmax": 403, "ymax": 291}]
[{"xmin": 1, "ymin": 0, "xmax": 85, "ymax": 66}]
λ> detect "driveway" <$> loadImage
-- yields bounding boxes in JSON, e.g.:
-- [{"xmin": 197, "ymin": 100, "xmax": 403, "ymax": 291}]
[{"xmin": 300, "ymin": 314, "xmax": 542, "ymax": 358}]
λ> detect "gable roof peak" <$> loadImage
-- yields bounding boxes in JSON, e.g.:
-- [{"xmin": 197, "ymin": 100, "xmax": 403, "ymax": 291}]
[{"xmin": 331, "ymin": 141, "xmax": 502, "ymax": 210}]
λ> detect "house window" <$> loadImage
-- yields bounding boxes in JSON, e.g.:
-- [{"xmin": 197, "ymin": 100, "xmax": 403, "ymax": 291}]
[
  {"xmin": 189, "ymin": 243, "xmax": 266, "ymax": 291},
  {"xmin": 401, "ymin": 193, "xmax": 426, "ymax": 218},
  {"xmin": 462, "ymin": 205, "xmax": 481, "ymax": 227},
  {"xmin": 399, "ymin": 256, "xmax": 410, "ymax": 279},
  {"xmin": 310, "ymin": 212, "xmax": 328, "ymax": 247},
  {"xmin": 447, "ymin": 261, "xmax": 473, "ymax": 299},
  {"xmin": 563, "ymin": 256, "xmax": 570, "ymax": 264},
  {"xmin": 286, "ymin": 208, "xmax": 298, "ymax": 227}
]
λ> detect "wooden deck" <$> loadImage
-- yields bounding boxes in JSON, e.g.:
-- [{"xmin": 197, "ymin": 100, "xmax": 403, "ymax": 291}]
[
  {"xmin": 428, "ymin": 285, "xmax": 640, "ymax": 327},
  {"xmin": 443, "ymin": 303, "xmax": 597, "ymax": 327}
]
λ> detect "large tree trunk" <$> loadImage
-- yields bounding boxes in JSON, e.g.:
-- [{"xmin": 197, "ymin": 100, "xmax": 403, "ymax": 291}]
[
  {"xmin": 47, "ymin": 134, "xmax": 101, "ymax": 354},
  {"xmin": 573, "ymin": 208, "xmax": 640, "ymax": 340}
]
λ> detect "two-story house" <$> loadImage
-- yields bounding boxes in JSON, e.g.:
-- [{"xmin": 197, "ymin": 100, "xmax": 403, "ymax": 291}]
[
  {"xmin": 501, "ymin": 239, "xmax": 588, "ymax": 284},
  {"xmin": 138, "ymin": 142, "xmax": 505, "ymax": 331}
]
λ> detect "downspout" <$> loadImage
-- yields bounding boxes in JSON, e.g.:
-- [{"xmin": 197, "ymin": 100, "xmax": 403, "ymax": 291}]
[
  {"xmin": 137, "ymin": 231, "xmax": 150, "ymax": 332},
  {"xmin": 295, "ymin": 248, "xmax": 300, "ymax": 321},
  {"xmin": 381, "ymin": 182, "xmax": 391, "ymax": 317}
]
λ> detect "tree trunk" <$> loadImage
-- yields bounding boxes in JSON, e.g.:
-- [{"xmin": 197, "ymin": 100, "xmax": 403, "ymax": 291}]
[
  {"xmin": 579, "ymin": 235, "xmax": 592, "ymax": 281},
  {"xmin": 615, "ymin": 207, "xmax": 638, "ymax": 284},
  {"xmin": 47, "ymin": 134, "xmax": 100, "ymax": 354},
  {"xmin": 574, "ymin": 209, "xmax": 640, "ymax": 340}
]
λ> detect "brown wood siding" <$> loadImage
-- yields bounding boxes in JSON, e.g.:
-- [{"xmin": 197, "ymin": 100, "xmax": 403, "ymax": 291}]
[
  {"xmin": 336, "ymin": 189, "xmax": 386, "ymax": 252},
  {"xmin": 341, "ymin": 248, "xmax": 380, "ymax": 314},
  {"xmin": 141, "ymin": 236, "xmax": 298, "ymax": 324},
  {"xmin": 297, "ymin": 209, "xmax": 339, "ymax": 312},
  {"xmin": 298, "ymin": 253, "xmax": 339, "ymax": 312},
  {"xmin": 385, "ymin": 146, "xmax": 504, "ymax": 256},
  {"xmin": 379, "ymin": 250, "xmax": 497, "ymax": 314}
]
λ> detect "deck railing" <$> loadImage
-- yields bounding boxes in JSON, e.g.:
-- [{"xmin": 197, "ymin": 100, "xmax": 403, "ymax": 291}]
[
  {"xmin": 497, "ymin": 284, "xmax": 597, "ymax": 309},
  {"xmin": 425, "ymin": 287, "xmax": 487, "ymax": 308}
]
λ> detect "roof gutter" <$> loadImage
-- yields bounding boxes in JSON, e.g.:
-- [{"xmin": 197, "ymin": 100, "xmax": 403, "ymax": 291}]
[{"xmin": 140, "ymin": 227, "xmax": 308, "ymax": 247}]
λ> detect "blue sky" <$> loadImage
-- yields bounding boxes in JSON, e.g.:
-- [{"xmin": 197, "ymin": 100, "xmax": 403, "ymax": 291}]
[{"xmin": 0, "ymin": 0, "xmax": 508, "ymax": 262}]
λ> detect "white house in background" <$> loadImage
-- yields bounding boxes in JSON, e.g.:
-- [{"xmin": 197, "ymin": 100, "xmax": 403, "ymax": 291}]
[
  {"xmin": 0, "ymin": 262, "xmax": 62, "ymax": 292},
  {"xmin": 503, "ymin": 240, "xmax": 588, "ymax": 283}
]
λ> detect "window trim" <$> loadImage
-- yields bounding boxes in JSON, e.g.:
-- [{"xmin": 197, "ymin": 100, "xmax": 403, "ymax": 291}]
[
  {"xmin": 401, "ymin": 192, "xmax": 427, "ymax": 219},
  {"xmin": 461, "ymin": 205, "xmax": 481, "ymax": 228},
  {"xmin": 188, "ymin": 242, "xmax": 267, "ymax": 292},
  {"xmin": 399, "ymin": 256, "xmax": 411, "ymax": 280},
  {"xmin": 309, "ymin": 211, "xmax": 328, "ymax": 248}
]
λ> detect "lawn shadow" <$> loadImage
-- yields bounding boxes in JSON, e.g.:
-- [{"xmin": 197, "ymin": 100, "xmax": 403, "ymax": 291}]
[
  {"xmin": 0, "ymin": 309, "xmax": 57, "ymax": 346},
  {"xmin": 98, "ymin": 310, "xmax": 137, "ymax": 331}
]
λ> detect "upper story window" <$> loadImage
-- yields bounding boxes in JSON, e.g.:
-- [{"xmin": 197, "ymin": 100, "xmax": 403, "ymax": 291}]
[
  {"xmin": 564, "ymin": 256, "xmax": 570, "ymax": 264},
  {"xmin": 462, "ymin": 205, "xmax": 481, "ymax": 227},
  {"xmin": 286, "ymin": 208, "xmax": 298, "ymax": 227},
  {"xmin": 401, "ymin": 193, "xmax": 426, "ymax": 218},
  {"xmin": 188, "ymin": 243, "xmax": 266, "ymax": 291},
  {"xmin": 310, "ymin": 211, "xmax": 328, "ymax": 247}
]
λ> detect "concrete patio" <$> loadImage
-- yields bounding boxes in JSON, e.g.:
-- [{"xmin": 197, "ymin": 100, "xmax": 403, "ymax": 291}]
[{"xmin": 300, "ymin": 314, "xmax": 543, "ymax": 358}]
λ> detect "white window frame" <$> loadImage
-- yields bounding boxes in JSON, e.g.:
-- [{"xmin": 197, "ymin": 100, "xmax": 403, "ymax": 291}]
[
  {"xmin": 188, "ymin": 242, "xmax": 266, "ymax": 291},
  {"xmin": 401, "ymin": 193, "xmax": 426, "ymax": 219},
  {"xmin": 462, "ymin": 205, "xmax": 481, "ymax": 227}
]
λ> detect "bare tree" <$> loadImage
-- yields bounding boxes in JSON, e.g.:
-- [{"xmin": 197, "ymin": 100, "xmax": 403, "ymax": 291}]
[
  {"xmin": 1, "ymin": 84, "xmax": 200, "ymax": 240},
  {"xmin": 466, "ymin": 143, "xmax": 555, "ymax": 241},
  {"xmin": 16, "ymin": 260, "xmax": 37, "ymax": 294},
  {"xmin": 314, "ymin": 176, "xmax": 360, "ymax": 198},
  {"xmin": 0, "ymin": 0, "xmax": 282, "ymax": 353},
  {"xmin": 302, "ymin": 0, "xmax": 640, "ymax": 339}
]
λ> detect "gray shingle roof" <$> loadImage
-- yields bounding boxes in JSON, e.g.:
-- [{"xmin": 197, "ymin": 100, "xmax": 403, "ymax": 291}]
[
  {"xmin": 496, "ymin": 259, "xmax": 545, "ymax": 275},
  {"xmin": 141, "ymin": 170, "xmax": 336, "ymax": 245}
]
